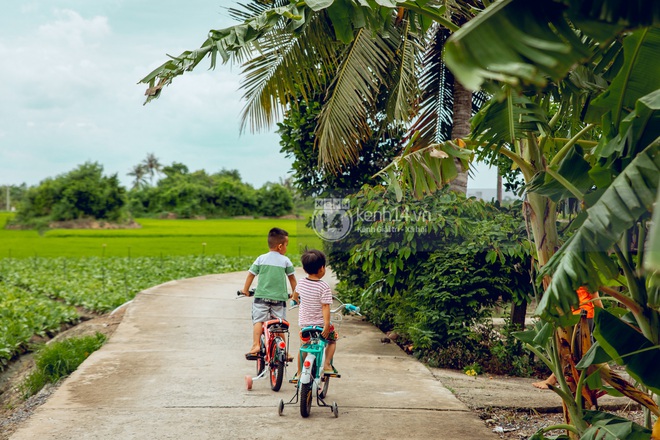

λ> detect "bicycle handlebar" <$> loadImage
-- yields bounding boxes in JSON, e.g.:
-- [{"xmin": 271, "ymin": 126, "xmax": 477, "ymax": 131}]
[
  {"xmin": 289, "ymin": 296, "xmax": 362, "ymax": 316},
  {"xmin": 236, "ymin": 289, "xmax": 255, "ymax": 297}
]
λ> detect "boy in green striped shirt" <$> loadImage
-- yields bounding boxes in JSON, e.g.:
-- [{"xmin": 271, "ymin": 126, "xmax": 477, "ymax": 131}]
[{"xmin": 241, "ymin": 227, "xmax": 297, "ymax": 356}]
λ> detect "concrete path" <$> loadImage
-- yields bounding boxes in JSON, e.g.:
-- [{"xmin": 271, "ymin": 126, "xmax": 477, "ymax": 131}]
[{"xmin": 10, "ymin": 269, "xmax": 496, "ymax": 440}]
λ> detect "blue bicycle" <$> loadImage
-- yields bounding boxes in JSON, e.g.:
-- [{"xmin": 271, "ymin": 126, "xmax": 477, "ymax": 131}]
[{"xmin": 278, "ymin": 297, "xmax": 361, "ymax": 418}]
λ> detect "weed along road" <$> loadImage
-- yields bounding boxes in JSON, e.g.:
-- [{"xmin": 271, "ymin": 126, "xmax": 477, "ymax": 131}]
[{"xmin": 10, "ymin": 268, "xmax": 496, "ymax": 440}]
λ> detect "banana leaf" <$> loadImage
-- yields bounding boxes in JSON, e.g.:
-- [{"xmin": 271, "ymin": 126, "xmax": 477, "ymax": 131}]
[
  {"xmin": 470, "ymin": 87, "xmax": 549, "ymax": 149},
  {"xmin": 581, "ymin": 410, "xmax": 652, "ymax": 440},
  {"xmin": 593, "ymin": 308, "xmax": 660, "ymax": 394},
  {"xmin": 537, "ymin": 140, "xmax": 660, "ymax": 325},
  {"xmin": 587, "ymin": 27, "xmax": 660, "ymax": 127},
  {"xmin": 527, "ymin": 145, "xmax": 594, "ymax": 202},
  {"xmin": 445, "ymin": 0, "xmax": 592, "ymax": 91}
]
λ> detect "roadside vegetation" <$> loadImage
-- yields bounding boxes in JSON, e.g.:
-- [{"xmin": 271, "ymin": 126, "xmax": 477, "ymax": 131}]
[{"xmin": 20, "ymin": 333, "xmax": 107, "ymax": 398}]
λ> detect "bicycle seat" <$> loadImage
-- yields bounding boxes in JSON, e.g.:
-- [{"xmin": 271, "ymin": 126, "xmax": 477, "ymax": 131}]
[
  {"xmin": 265, "ymin": 318, "xmax": 290, "ymax": 332},
  {"xmin": 300, "ymin": 326, "xmax": 324, "ymax": 339}
]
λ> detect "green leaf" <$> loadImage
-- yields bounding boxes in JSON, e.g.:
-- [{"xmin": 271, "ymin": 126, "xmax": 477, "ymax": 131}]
[
  {"xmin": 306, "ymin": 0, "xmax": 335, "ymax": 12},
  {"xmin": 587, "ymin": 27, "xmax": 660, "ymax": 127},
  {"xmin": 538, "ymin": 140, "xmax": 660, "ymax": 325},
  {"xmin": 444, "ymin": 0, "xmax": 592, "ymax": 90},
  {"xmin": 527, "ymin": 144, "xmax": 594, "ymax": 202},
  {"xmin": 575, "ymin": 340, "xmax": 612, "ymax": 369},
  {"xmin": 471, "ymin": 87, "xmax": 549, "ymax": 149},
  {"xmin": 645, "ymin": 185, "xmax": 660, "ymax": 298},
  {"xmin": 581, "ymin": 410, "xmax": 652, "ymax": 440},
  {"xmin": 593, "ymin": 308, "xmax": 660, "ymax": 394}
]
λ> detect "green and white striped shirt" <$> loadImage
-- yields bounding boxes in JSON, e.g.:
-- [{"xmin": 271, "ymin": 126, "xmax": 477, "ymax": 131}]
[{"xmin": 249, "ymin": 251, "xmax": 295, "ymax": 301}]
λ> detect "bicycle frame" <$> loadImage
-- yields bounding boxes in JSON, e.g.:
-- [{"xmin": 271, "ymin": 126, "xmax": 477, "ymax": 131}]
[{"xmin": 245, "ymin": 318, "xmax": 290, "ymax": 391}]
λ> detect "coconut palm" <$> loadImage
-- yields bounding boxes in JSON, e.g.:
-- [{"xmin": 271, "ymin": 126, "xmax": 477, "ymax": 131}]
[
  {"xmin": 127, "ymin": 164, "xmax": 148, "ymax": 190},
  {"xmin": 142, "ymin": 153, "xmax": 162, "ymax": 186},
  {"xmin": 140, "ymin": 1, "xmax": 482, "ymax": 191}
]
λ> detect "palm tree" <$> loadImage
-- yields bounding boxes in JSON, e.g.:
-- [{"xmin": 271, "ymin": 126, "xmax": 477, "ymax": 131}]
[
  {"xmin": 139, "ymin": 2, "xmax": 477, "ymax": 190},
  {"xmin": 127, "ymin": 164, "xmax": 148, "ymax": 190},
  {"xmin": 142, "ymin": 153, "xmax": 162, "ymax": 186}
]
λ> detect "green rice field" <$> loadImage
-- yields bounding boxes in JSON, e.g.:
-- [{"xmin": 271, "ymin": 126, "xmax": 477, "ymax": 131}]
[{"xmin": 0, "ymin": 213, "xmax": 321, "ymax": 258}]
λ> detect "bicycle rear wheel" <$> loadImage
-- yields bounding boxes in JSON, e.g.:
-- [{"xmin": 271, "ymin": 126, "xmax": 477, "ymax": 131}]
[
  {"xmin": 270, "ymin": 338, "xmax": 285, "ymax": 391},
  {"xmin": 300, "ymin": 381, "xmax": 313, "ymax": 418},
  {"xmin": 319, "ymin": 375, "xmax": 330, "ymax": 399},
  {"xmin": 256, "ymin": 334, "xmax": 266, "ymax": 375}
]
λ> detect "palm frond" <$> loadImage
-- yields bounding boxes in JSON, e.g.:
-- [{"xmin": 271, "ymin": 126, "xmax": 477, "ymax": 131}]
[
  {"xmin": 139, "ymin": 3, "xmax": 304, "ymax": 103},
  {"xmin": 238, "ymin": 12, "xmax": 338, "ymax": 132},
  {"xmin": 315, "ymin": 28, "xmax": 393, "ymax": 169},
  {"xmin": 383, "ymin": 12, "xmax": 424, "ymax": 123},
  {"xmin": 377, "ymin": 136, "xmax": 473, "ymax": 201},
  {"xmin": 407, "ymin": 26, "xmax": 453, "ymax": 148}
]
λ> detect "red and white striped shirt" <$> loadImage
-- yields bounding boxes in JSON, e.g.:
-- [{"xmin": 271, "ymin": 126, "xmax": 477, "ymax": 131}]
[{"xmin": 296, "ymin": 277, "xmax": 332, "ymax": 327}]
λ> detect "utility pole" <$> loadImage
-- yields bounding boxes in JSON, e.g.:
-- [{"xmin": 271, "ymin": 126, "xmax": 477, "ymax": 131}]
[{"xmin": 5, "ymin": 185, "xmax": 9, "ymax": 211}]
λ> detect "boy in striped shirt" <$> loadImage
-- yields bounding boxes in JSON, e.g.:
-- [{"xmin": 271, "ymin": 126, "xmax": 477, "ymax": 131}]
[{"xmin": 291, "ymin": 249, "xmax": 338, "ymax": 379}]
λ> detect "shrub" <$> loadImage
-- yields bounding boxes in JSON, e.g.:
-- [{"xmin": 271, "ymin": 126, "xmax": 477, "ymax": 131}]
[{"xmin": 330, "ymin": 185, "xmax": 536, "ymax": 375}]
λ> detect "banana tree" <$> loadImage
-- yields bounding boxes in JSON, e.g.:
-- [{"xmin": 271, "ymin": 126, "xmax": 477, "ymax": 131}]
[{"xmin": 383, "ymin": 0, "xmax": 660, "ymax": 437}]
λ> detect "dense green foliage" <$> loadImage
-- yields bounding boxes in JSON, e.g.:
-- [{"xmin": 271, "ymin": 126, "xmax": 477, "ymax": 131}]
[
  {"xmin": 12, "ymin": 162, "xmax": 127, "ymax": 227},
  {"xmin": 278, "ymin": 94, "xmax": 402, "ymax": 198},
  {"xmin": 128, "ymin": 164, "xmax": 292, "ymax": 218},
  {"xmin": 0, "ymin": 213, "xmax": 320, "ymax": 258},
  {"xmin": 330, "ymin": 185, "xmax": 539, "ymax": 374},
  {"xmin": 0, "ymin": 184, "xmax": 26, "ymax": 211},
  {"xmin": 0, "ymin": 254, "xmax": 259, "ymax": 369},
  {"xmin": 21, "ymin": 333, "xmax": 107, "ymax": 398}
]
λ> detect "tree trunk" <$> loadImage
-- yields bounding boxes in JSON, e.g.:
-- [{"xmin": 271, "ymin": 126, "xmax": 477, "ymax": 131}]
[
  {"xmin": 449, "ymin": 80, "xmax": 472, "ymax": 194},
  {"xmin": 510, "ymin": 298, "xmax": 527, "ymax": 331},
  {"xmin": 497, "ymin": 171, "xmax": 503, "ymax": 204}
]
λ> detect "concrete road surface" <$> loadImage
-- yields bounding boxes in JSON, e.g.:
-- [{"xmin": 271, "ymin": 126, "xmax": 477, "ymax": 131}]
[{"xmin": 10, "ymin": 269, "xmax": 496, "ymax": 440}]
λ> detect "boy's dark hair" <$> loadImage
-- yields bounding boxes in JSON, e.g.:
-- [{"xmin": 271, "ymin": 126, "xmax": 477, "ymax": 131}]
[
  {"xmin": 268, "ymin": 227, "xmax": 289, "ymax": 248},
  {"xmin": 301, "ymin": 249, "xmax": 326, "ymax": 275}
]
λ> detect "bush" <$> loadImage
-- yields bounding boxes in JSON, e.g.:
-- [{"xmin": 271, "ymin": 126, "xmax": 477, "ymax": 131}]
[
  {"xmin": 329, "ymin": 185, "xmax": 536, "ymax": 375},
  {"xmin": 21, "ymin": 333, "xmax": 107, "ymax": 398},
  {"xmin": 256, "ymin": 183, "xmax": 294, "ymax": 217},
  {"xmin": 12, "ymin": 162, "xmax": 127, "ymax": 226}
]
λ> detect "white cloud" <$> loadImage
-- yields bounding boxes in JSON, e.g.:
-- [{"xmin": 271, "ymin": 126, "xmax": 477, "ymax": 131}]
[{"xmin": 37, "ymin": 9, "xmax": 110, "ymax": 46}]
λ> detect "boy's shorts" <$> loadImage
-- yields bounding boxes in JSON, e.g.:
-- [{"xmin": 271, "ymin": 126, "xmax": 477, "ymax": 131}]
[
  {"xmin": 252, "ymin": 298, "xmax": 286, "ymax": 324},
  {"xmin": 300, "ymin": 324, "xmax": 337, "ymax": 343}
]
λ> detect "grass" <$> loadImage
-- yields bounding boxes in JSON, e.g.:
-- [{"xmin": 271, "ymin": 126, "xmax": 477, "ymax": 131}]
[
  {"xmin": 20, "ymin": 333, "xmax": 107, "ymax": 398},
  {"xmin": 0, "ymin": 213, "xmax": 322, "ymax": 258}
]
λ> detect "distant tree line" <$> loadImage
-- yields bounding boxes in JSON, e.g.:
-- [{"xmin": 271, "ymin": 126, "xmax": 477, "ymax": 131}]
[
  {"xmin": 6, "ymin": 157, "xmax": 295, "ymax": 228},
  {"xmin": 128, "ymin": 162, "xmax": 293, "ymax": 218}
]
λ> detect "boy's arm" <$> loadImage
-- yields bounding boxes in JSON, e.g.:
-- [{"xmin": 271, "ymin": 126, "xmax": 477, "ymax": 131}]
[
  {"xmin": 321, "ymin": 303, "xmax": 331, "ymax": 338},
  {"xmin": 288, "ymin": 273, "xmax": 297, "ymax": 298},
  {"xmin": 241, "ymin": 272, "xmax": 255, "ymax": 296}
]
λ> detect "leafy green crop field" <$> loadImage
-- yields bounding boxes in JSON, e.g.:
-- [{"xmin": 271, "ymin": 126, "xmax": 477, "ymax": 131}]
[
  {"xmin": 0, "ymin": 212, "xmax": 323, "ymax": 370},
  {"xmin": 0, "ymin": 213, "xmax": 321, "ymax": 258}
]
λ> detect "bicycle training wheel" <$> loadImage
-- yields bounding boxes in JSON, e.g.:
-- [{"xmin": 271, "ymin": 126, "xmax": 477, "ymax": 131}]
[{"xmin": 270, "ymin": 338, "xmax": 285, "ymax": 391}]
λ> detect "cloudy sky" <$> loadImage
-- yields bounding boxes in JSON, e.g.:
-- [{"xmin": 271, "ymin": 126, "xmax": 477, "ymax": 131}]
[{"xmin": 0, "ymin": 0, "xmax": 497, "ymax": 191}]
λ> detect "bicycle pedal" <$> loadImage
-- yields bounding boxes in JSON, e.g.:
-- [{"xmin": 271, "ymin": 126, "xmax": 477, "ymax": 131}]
[
  {"xmin": 323, "ymin": 373, "xmax": 341, "ymax": 378},
  {"xmin": 245, "ymin": 353, "xmax": 261, "ymax": 361}
]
